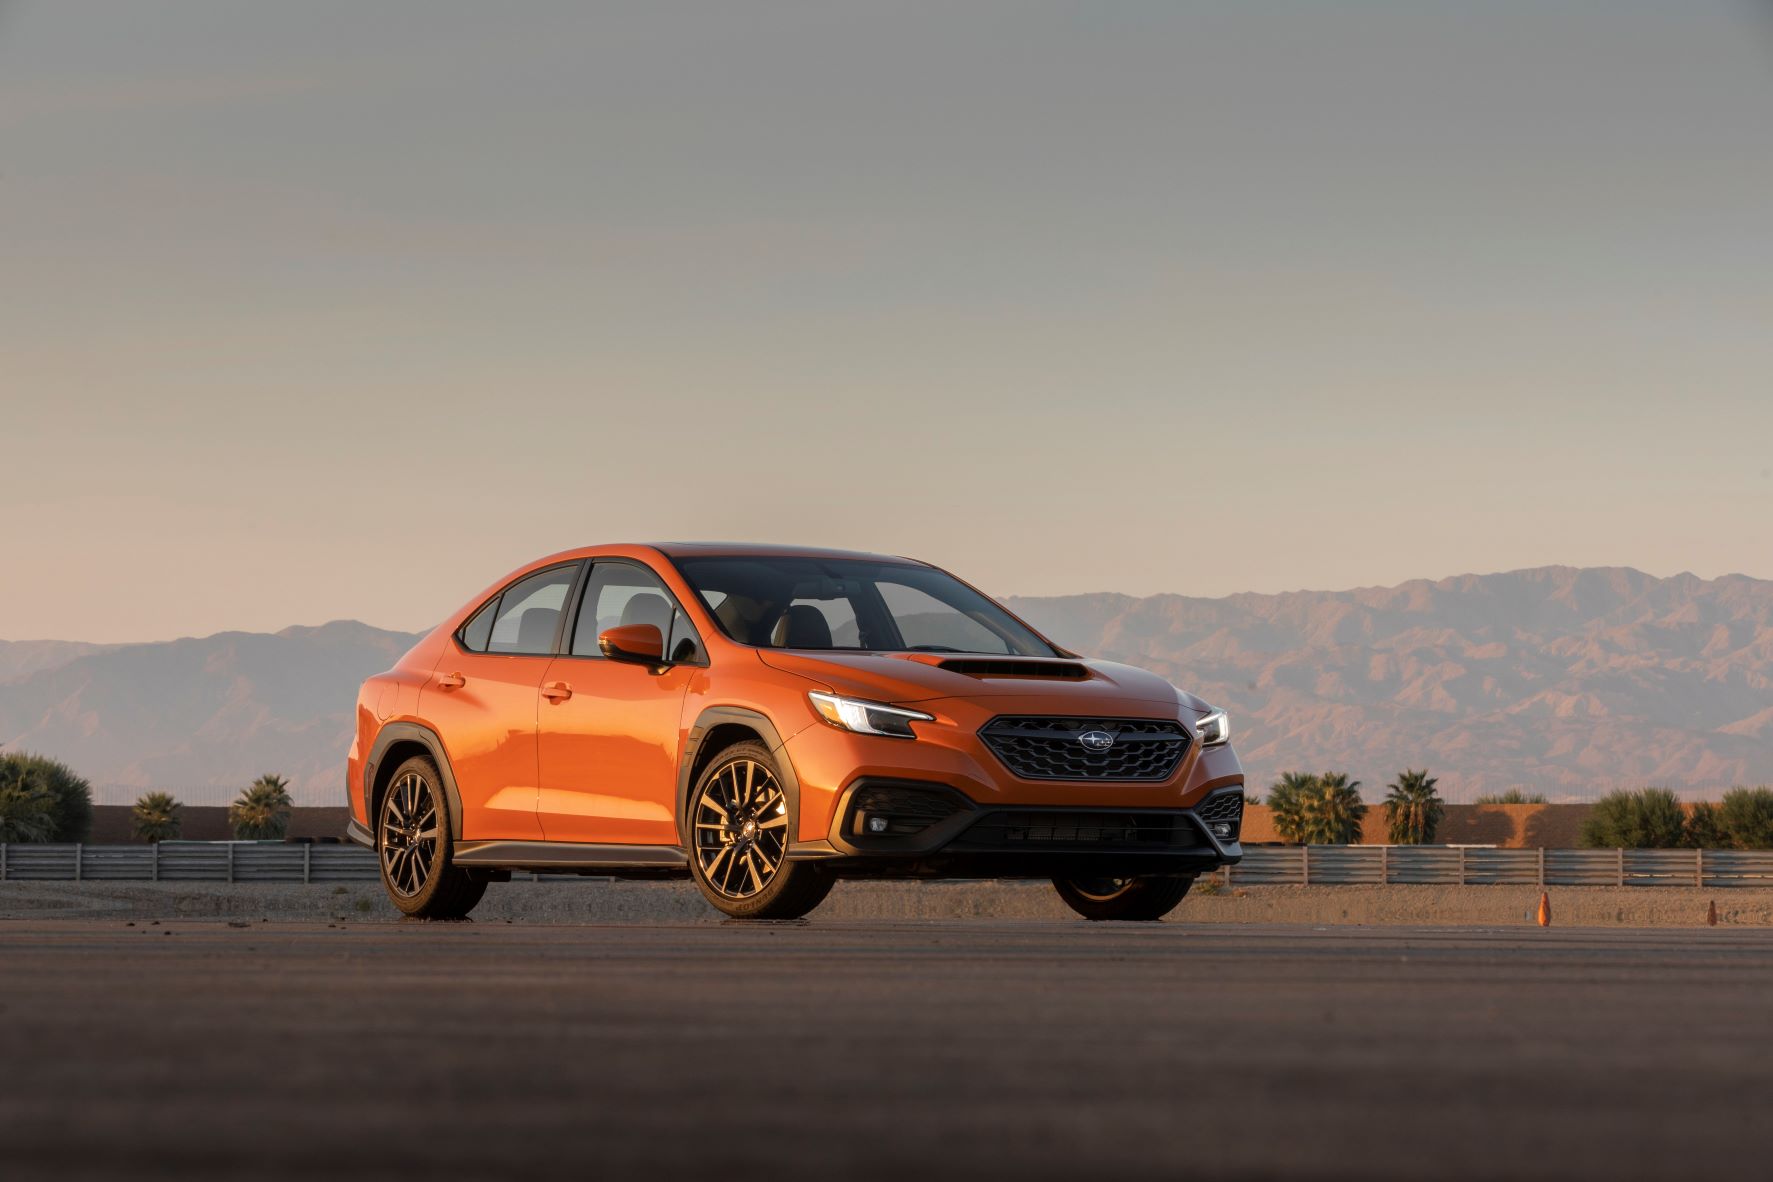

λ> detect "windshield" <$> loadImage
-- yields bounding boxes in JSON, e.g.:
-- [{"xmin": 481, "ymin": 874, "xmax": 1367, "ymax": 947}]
[{"xmin": 671, "ymin": 557, "xmax": 1058, "ymax": 657}]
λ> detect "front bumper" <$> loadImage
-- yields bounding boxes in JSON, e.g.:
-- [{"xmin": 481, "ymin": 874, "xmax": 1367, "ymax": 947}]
[{"xmin": 789, "ymin": 778, "xmax": 1245, "ymax": 880}]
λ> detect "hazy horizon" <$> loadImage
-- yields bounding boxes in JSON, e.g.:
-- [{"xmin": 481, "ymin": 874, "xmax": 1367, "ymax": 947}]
[
  {"xmin": 5, "ymin": 2, "xmax": 1771, "ymax": 642},
  {"xmin": 4, "ymin": 559, "xmax": 1769, "ymax": 646}
]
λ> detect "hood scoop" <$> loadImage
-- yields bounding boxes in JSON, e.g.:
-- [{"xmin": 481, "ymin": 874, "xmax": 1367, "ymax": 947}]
[{"xmin": 932, "ymin": 658, "xmax": 1090, "ymax": 680}]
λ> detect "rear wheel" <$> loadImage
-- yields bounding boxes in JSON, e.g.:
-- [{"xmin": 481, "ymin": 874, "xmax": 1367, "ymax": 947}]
[
  {"xmin": 377, "ymin": 755, "xmax": 486, "ymax": 919},
  {"xmin": 1053, "ymin": 874, "xmax": 1193, "ymax": 922},
  {"xmin": 688, "ymin": 741, "xmax": 833, "ymax": 920}
]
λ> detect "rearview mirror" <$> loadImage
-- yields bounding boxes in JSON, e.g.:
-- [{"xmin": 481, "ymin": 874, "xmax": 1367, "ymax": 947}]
[{"xmin": 598, "ymin": 623, "xmax": 665, "ymax": 665}]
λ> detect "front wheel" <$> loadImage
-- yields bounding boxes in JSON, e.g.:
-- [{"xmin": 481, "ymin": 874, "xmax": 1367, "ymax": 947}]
[
  {"xmin": 1053, "ymin": 874, "xmax": 1193, "ymax": 922},
  {"xmin": 687, "ymin": 741, "xmax": 833, "ymax": 920},
  {"xmin": 377, "ymin": 755, "xmax": 487, "ymax": 919}
]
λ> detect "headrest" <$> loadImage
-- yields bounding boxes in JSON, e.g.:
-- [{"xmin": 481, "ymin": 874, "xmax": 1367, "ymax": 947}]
[
  {"xmin": 772, "ymin": 603, "xmax": 832, "ymax": 649},
  {"xmin": 516, "ymin": 609, "xmax": 557, "ymax": 653},
  {"xmin": 619, "ymin": 592, "xmax": 673, "ymax": 634}
]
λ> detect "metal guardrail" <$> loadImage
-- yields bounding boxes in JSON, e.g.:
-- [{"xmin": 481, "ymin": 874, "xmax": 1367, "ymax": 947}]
[
  {"xmin": 0, "ymin": 843, "xmax": 380, "ymax": 884},
  {"xmin": 1224, "ymin": 845, "xmax": 1773, "ymax": 888},
  {"xmin": 3, "ymin": 843, "xmax": 1772, "ymax": 887}
]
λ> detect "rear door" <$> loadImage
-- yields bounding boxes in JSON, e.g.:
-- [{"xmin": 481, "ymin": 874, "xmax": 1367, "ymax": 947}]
[
  {"xmin": 419, "ymin": 562, "xmax": 582, "ymax": 841},
  {"xmin": 535, "ymin": 559, "xmax": 703, "ymax": 845}
]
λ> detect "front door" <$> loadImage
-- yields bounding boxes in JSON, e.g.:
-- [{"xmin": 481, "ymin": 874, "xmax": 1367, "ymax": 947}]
[
  {"xmin": 418, "ymin": 562, "xmax": 581, "ymax": 841},
  {"xmin": 536, "ymin": 559, "xmax": 704, "ymax": 845}
]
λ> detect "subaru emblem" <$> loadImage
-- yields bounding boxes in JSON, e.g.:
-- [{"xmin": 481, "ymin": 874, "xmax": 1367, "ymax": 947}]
[{"xmin": 1078, "ymin": 729, "xmax": 1115, "ymax": 752}]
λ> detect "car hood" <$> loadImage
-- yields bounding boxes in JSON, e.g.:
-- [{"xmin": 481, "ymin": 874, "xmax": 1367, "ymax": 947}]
[{"xmin": 754, "ymin": 650, "xmax": 1211, "ymax": 713}]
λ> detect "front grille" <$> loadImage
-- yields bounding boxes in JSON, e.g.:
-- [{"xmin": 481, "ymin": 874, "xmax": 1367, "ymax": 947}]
[
  {"xmin": 979, "ymin": 717, "xmax": 1189, "ymax": 781},
  {"xmin": 951, "ymin": 810, "xmax": 1199, "ymax": 851},
  {"xmin": 1194, "ymin": 792, "xmax": 1244, "ymax": 824}
]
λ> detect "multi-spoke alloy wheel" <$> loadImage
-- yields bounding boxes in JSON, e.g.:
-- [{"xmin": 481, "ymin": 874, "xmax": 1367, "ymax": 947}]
[
  {"xmin": 1053, "ymin": 874, "xmax": 1194, "ymax": 922},
  {"xmin": 693, "ymin": 757, "xmax": 790, "ymax": 899},
  {"xmin": 686, "ymin": 741, "xmax": 834, "ymax": 920},
  {"xmin": 380, "ymin": 770, "xmax": 439, "ymax": 898},
  {"xmin": 375, "ymin": 755, "xmax": 486, "ymax": 919}
]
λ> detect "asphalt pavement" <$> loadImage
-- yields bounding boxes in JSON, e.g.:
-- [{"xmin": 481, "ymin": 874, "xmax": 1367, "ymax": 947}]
[{"xmin": 2, "ymin": 920, "xmax": 1770, "ymax": 1181}]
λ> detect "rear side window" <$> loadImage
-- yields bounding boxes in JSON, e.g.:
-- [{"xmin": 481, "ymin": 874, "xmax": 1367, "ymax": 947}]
[
  {"xmin": 486, "ymin": 565, "xmax": 579, "ymax": 655},
  {"xmin": 458, "ymin": 598, "xmax": 499, "ymax": 652}
]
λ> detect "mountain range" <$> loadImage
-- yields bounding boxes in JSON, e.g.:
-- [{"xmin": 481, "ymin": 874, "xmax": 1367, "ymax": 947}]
[
  {"xmin": 2, "ymin": 566, "xmax": 1770, "ymax": 805},
  {"xmin": 1006, "ymin": 566, "xmax": 1773, "ymax": 801}
]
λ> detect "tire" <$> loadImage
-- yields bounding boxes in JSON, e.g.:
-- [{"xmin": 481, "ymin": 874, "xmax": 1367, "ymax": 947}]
[
  {"xmin": 687, "ymin": 741, "xmax": 833, "ymax": 920},
  {"xmin": 1052, "ymin": 874, "xmax": 1193, "ymax": 922},
  {"xmin": 377, "ymin": 755, "xmax": 487, "ymax": 919}
]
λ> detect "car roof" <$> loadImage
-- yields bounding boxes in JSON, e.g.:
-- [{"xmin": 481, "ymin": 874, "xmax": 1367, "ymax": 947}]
[{"xmin": 647, "ymin": 542, "xmax": 925, "ymax": 566}]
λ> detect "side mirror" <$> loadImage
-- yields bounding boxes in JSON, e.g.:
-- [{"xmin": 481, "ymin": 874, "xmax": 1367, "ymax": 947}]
[{"xmin": 598, "ymin": 623, "xmax": 665, "ymax": 665}]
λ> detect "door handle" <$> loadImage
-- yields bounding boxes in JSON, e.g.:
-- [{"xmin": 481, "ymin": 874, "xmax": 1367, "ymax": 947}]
[
  {"xmin": 541, "ymin": 681, "xmax": 573, "ymax": 703},
  {"xmin": 436, "ymin": 672, "xmax": 466, "ymax": 691}
]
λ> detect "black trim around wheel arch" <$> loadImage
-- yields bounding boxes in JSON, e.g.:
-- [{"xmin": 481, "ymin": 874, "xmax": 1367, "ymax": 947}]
[
  {"xmin": 345, "ymin": 817, "xmax": 375, "ymax": 849},
  {"xmin": 365, "ymin": 722, "xmax": 467, "ymax": 842},
  {"xmin": 674, "ymin": 707, "xmax": 801, "ymax": 847}
]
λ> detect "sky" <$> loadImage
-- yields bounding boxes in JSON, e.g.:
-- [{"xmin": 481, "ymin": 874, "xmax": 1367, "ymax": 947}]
[{"xmin": 3, "ymin": 1, "xmax": 1771, "ymax": 642}]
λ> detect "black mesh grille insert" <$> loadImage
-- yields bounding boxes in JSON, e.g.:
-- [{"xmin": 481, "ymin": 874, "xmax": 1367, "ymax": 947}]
[
  {"xmin": 979, "ymin": 717, "xmax": 1189, "ymax": 781},
  {"xmin": 951, "ymin": 810, "xmax": 1199, "ymax": 851},
  {"xmin": 1194, "ymin": 792, "xmax": 1244, "ymax": 824},
  {"xmin": 848, "ymin": 783, "xmax": 966, "ymax": 836}
]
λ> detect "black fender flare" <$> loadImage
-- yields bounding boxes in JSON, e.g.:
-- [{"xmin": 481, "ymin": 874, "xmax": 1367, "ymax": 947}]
[
  {"xmin": 365, "ymin": 721, "xmax": 467, "ymax": 841},
  {"xmin": 675, "ymin": 707, "xmax": 801, "ymax": 847}
]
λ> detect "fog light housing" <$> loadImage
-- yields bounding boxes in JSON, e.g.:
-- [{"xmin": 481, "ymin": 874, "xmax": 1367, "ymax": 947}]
[
  {"xmin": 866, "ymin": 815, "xmax": 890, "ymax": 835},
  {"xmin": 1209, "ymin": 821, "xmax": 1234, "ymax": 840}
]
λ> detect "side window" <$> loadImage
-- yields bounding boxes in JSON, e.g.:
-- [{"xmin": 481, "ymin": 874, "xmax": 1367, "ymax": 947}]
[
  {"xmin": 486, "ymin": 565, "xmax": 579, "ymax": 655},
  {"xmin": 458, "ymin": 597, "xmax": 499, "ymax": 653},
  {"xmin": 667, "ymin": 607, "xmax": 705, "ymax": 665},
  {"xmin": 572, "ymin": 562, "xmax": 700, "ymax": 661}
]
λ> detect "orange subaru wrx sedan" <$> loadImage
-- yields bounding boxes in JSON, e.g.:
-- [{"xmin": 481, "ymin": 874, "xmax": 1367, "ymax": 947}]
[{"xmin": 347, "ymin": 544, "xmax": 1244, "ymax": 921}]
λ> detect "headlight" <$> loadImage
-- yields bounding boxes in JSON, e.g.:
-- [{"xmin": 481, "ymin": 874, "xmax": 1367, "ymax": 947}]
[
  {"xmin": 807, "ymin": 691, "xmax": 933, "ymax": 739},
  {"xmin": 1195, "ymin": 709, "xmax": 1231, "ymax": 747}
]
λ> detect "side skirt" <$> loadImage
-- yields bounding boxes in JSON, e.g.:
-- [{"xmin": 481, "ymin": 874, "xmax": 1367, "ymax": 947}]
[{"xmin": 452, "ymin": 839, "xmax": 688, "ymax": 875}]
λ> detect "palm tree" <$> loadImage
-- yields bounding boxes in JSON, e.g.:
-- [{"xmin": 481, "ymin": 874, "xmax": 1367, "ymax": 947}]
[
  {"xmin": 132, "ymin": 791, "xmax": 183, "ymax": 843},
  {"xmin": 230, "ymin": 774, "xmax": 293, "ymax": 840},
  {"xmin": 0, "ymin": 751, "xmax": 91, "ymax": 842},
  {"xmin": 1296, "ymin": 772, "xmax": 1367, "ymax": 845},
  {"xmin": 0, "ymin": 760, "xmax": 58, "ymax": 843},
  {"xmin": 1266, "ymin": 772, "xmax": 1320, "ymax": 844},
  {"xmin": 1383, "ymin": 769, "xmax": 1444, "ymax": 845}
]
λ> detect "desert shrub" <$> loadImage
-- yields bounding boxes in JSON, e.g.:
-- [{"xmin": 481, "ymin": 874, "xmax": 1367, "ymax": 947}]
[
  {"xmin": 0, "ymin": 752, "xmax": 92, "ymax": 842},
  {"xmin": 132, "ymin": 791, "xmax": 183, "ymax": 843},
  {"xmin": 1580, "ymin": 788, "xmax": 1687, "ymax": 849},
  {"xmin": 230, "ymin": 774, "xmax": 293, "ymax": 840},
  {"xmin": 1272, "ymin": 771, "xmax": 1365, "ymax": 845},
  {"xmin": 1683, "ymin": 801, "xmax": 1728, "ymax": 849},
  {"xmin": 0, "ymin": 760, "xmax": 58, "ymax": 843},
  {"xmin": 1718, "ymin": 787, "xmax": 1773, "ymax": 850},
  {"xmin": 1474, "ymin": 788, "xmax": 1547, "ymax": 805},
  {"xmin": 1383, "ymin": 769, "xmax": 1443, "ymax": 845}
]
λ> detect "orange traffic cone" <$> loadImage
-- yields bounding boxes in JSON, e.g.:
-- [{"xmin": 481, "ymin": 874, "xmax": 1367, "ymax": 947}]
[
  {"xmin": 1707, "ymin": 900, "xmax": 1718, "ymax": 927},
  {"xmin": 1536, "ymin": 892, "xmax": 1551, "ymax": 928}
]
